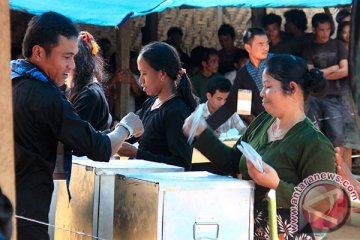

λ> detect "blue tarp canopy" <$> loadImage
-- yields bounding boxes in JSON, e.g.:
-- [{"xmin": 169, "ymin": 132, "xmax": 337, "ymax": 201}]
[{"xmin": 9, "ymin": 0, "xmax": 352, "ymax": 26}]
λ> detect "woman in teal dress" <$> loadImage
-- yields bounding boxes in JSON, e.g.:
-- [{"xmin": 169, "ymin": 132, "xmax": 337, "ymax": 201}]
[{"xmin": 183, "ymin": 54, "xmax": 336, "ymax": 239}]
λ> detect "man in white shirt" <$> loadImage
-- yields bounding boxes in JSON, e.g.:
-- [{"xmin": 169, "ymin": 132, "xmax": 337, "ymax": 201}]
[{"xmin": 200, "ymin": 76, "xmax": 246, "ymax": 138}]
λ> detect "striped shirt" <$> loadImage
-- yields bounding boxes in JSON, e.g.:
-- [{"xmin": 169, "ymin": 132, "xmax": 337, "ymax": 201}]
[{"xmin": 245, "ymin": 54, "xmax": 273, "ymax": 92}]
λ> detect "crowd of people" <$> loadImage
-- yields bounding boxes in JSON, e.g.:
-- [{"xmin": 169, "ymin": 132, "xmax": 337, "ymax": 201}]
[{"xmin": 6, "ymin": 6, "xmax": 360, "ymax": 240}]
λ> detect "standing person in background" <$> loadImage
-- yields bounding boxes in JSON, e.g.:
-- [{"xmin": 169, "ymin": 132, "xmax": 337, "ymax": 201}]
[
  {"xmin": 118, "ymin": 42, "xmax": 198, "ymax": 171},
  {"xmin": 337, "ymin": 21, "xmax": 351, "ymax": 50},
  {"xmin": 335, "ymin": 8, "xmax": 351, "ymax": 24},
  {"xmin": 97, "ymin": 38, "xmax": 118, "ymax": 118},
  {"xmin": 303, "ymin": 13, "xmax": 349, "ymax": 148},
  {"xmin": 67, "ymin": 31, "xmax": 112, "ymax": 131},
  {"xmin": 224, "ymin": 49, "xmax": 249, "ymax": 84},
  {"xmin": 336, "ymin": 20, "xmax": 358, "ymax": 163},
  {"xmin": 116, "ymin": 51, "xmax": 147, "ymax": 112},
  {"xmin": 207, "ymin": 28, "xmax": 269, "ymax": 127},
  {"xmin": 200, "ymin": 76, "xmax": 246, "ymax": 138},
  {"xmin": 262, "ymin": 13, "xmax": 294, "ymax": 54},
  {"xmin": 191, "ymin": 47, "xmax": 220, "ymax": 103},
  {"xmin": 11, "ymin": 12, "xmax": 144, "ymax": 240},
  {"xmin": 98, "ymin": 39, "xmax": 145, "ymax": 118},
  {"xmin": 183, "ymin": 54, "xmax": 334, "ymax": 239},
  {"xmin": 217, "ymin": 23, "xmax": 242, "ymax": 75},
  {"xmin": 165, "ymin": 27, "xmax": 191, "ymax": 71},
  {"xmin": 283, "ymin": 9, "xmax": 313, "ymax": 56},
  {"xmin": 189, "ymin": 45, "xmax": 205, "ymax": 76}
]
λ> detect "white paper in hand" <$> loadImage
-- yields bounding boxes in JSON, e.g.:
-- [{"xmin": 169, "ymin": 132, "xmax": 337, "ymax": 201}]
[
  {"xmin": 187, "ymin": 104, "xmax": 205, "ymax": 144},
  {"xmin": 237, "ymin": 141, "xmax": 264, "ymax": 173}
]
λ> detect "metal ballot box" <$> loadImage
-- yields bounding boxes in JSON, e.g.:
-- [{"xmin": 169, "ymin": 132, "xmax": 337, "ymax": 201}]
[
  {"xmin": 114, "ymin": 171, "xmax": 254, "ymax": 240},
  {"xmin": 54, "ymin": 157, "xmax": 183, "ymax": 240}
]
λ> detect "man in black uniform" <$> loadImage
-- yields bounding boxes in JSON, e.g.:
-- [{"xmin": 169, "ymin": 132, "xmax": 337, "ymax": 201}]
[{"xmin": 11, "ymin": 11, "xmax": 143, "ymax": 240}]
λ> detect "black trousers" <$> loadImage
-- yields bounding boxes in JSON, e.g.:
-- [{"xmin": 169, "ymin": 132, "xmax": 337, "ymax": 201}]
[{"xmin": 17, "ymin": 224, "xmax": 49, "ymax": 240}]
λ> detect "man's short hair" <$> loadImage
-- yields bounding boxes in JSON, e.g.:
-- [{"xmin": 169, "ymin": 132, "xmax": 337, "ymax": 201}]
[
  {"xmin": 22, "ymin": 11, "xmax": 79, "ymax": 58},
  {"xmin": 311, "ymin": 13, "xmax": 332, "ymax": 28},
  {"xmin": 262, "ymin": 13, "xmax": 282, "ymax": 28},
  {"xmin": 242, "ymin": 27, "xmax": 267, "ymax": 45},
  {"xmin": 218, "ymin": 24, "xmax": 236, "ymax": 39},
  {"xmin": 311, "ymin": 13, "xmax": 334, "ymax": 35},
  {"xmin": 167, "ymin": 27, "xmax": 183, "ymax": 38},
  {"xmin": 284, "ymin": 9, "xmax": 308, "ymax": 32},
  {"xmin": 207, "ymin": 76, "xmax": 232, "ymax": 95},
  {"xmin": 201, "ymin": 47, "xmax": 218, "ymax": 65}
]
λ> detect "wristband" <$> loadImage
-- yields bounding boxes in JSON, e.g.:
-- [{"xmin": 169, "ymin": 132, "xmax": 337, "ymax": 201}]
[{"xmin": 118, "ymin": 122, "xmax": 134, "ymax": 139}]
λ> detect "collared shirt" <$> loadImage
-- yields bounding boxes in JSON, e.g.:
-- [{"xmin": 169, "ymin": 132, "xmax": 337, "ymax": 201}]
[
  {"xmin": 11, "ymin": 59, "xmax": 111, "ymax": 227},
  {"xmin": 201, "ymin": 102, "xmax": 246, "ymax": 138},
  {"xmin": 245, "ymin": 54, "xmax": 273, "ymax": 92}
]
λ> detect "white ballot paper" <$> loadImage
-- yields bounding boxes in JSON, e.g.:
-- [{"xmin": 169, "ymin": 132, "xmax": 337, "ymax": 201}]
[
  {"xmin": 187, "ymin": 104, "xmax": 205, "ymax": 144},
  {"xmin": 237, "ymin": 141, "xmax": 264, "ymax": 173}
]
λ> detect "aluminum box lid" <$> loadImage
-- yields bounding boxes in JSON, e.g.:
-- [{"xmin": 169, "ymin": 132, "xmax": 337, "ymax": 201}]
[
  {"xmin": 72, "ymin": 156, "xmax": 184, "ymax": 175},
  {"xmin": 119, "ymin": 171, "xmax": 254, "ymax": 190}
]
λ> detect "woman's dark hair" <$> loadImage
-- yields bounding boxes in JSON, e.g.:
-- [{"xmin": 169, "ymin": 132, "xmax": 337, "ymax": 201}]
[
  {"xmin": 139, "ymin": 42, "xmax": 198, "ymax": 111},
  {"xmin": 337, "ymin": 21, "xmax": 351, "ymax": 42},
  {"xmin": 69, "ymin": 35, "xmax": 106, "ymax": 100},
  {"xmin": 22, "ymin": 11, "xmax": 79, "ymax": 58},
  {"xmin": 336, "ymin": 8, "xmax": 351, "ymax": 24},
  {"xmin": 265, "ymin": 54, "xmax": 327, "ymax": 101}
]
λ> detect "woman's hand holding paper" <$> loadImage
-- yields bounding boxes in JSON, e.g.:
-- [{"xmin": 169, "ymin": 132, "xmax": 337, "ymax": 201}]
[{"xmin": 246, "ymin": 160, "xmax": 280, "ymax": 190}]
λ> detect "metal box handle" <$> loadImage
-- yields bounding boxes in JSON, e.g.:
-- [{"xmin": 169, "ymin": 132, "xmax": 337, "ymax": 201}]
[{"xmin": 193, "ymin": 217, "xmax": 219, "ymax": 240}]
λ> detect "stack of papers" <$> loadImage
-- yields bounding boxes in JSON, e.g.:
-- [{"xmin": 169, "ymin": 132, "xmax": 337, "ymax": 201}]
[{"xmin": 237, "ymin": 141, "xmax": 264, "ymax": 173}]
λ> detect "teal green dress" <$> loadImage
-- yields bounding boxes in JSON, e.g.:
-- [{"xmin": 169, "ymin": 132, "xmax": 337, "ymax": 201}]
[{"xmin": 194, "ymin": 112, "xmax": 335, "ymax": 239}]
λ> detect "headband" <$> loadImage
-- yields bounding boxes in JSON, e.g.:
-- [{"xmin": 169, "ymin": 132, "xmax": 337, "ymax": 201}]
[{"xmin": 80, "ymin": 31, "xmax": 99, "ymax": 55}]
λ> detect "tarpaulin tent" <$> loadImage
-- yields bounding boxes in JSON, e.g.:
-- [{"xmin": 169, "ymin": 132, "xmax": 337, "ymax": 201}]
[{"xmin": 9, "ymin": 0, "xmax": 352, "ymax": 26}]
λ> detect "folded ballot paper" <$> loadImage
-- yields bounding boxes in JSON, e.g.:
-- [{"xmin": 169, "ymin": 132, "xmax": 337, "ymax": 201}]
[
  {"xmin": 187, "ymin": 104, "xmax": 205, "ymax": 144},
  {"xmin": 237, "ymin": 141, "xmax": 264, "ymax": 173}
]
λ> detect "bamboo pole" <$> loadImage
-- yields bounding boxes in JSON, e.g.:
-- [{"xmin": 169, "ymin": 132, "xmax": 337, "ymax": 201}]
[
  {"xmin": 114, "ymin": 21, "xmax": 131, "ymax": 119},
  {"xmin": 0, "ymin": 0, "xmax": 17, "ymax": 238}
]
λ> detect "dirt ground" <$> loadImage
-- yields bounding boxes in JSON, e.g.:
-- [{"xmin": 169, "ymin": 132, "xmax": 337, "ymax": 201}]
[{"xmin": 324, "ymin": 209, "xmax": 360, "ymax": 239}]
